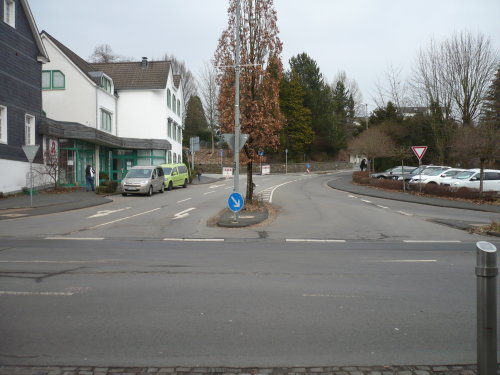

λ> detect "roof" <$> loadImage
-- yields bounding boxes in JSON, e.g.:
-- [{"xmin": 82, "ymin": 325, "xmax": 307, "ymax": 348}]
[
  {"xmin": 40, "ymin": 118, "xmax": 172, "ymax": 150},
  {"xmin": 19, "ymin": 0, "xmax": 49, "ymax": 62},
  {"xmin": 41, "ymin": 31, "xmax": 96, "ymax": 81},
  {"xmin": 91, "ymin": 61, "xmax": 172, "ymax": 90}
]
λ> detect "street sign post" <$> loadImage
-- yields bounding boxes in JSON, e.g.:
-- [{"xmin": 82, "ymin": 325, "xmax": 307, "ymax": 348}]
[
  {"xmin": 411, "ymin": 146, "xmax": 428, "ymax": 192},
  {"xmin": 22, "ymin": 144, "xmax": 40, "ymax": 207},
  {"xmin": 228, "ymin": 192, "xmax": 244, "ymax": 212}
]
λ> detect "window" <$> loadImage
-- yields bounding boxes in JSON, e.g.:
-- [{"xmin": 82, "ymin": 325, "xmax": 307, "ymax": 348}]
[
  {"xmin": 167, "ymin": 89, "xmax": 171, "ymax": 108},
  {"xmin": 42, "ymin": 70, "xmax": 65, "ymax": 90},
  {"xmin": 100, "ymin": 109, "xmax": 112, "ymax": 132},
  {"xmin": 102, "ymin": 77, "xmax": 112, "ymax": 94},
  {"xmin": 42, "ymin": 71, "xmax": 51, "ymax": 89},
  {"xmin": 0, "ymin": 105, "xmax": 7, "ymax": 144},
  {"xmin": 25, "ymin": 114, "xmax": 35, "ymax": 145},
  {"xmin": 172, "ymin": 94, "xmax": 176, "ymax": 113},
  {"xmin": 167, "ymin": 120, "xmax": 172, "ymax": 138},
  {"xmin": 3, "ymin": 0, "xmax": 15, "ymax": 28},
  {"xmin": 177, "ymin": 100, "xmax": 181, "ymax": 116}
]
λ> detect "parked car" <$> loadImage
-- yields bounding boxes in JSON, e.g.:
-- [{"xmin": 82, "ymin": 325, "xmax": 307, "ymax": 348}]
[
  {"xmin": 450, "ymin": 169, "xmax": 500, "ymax": 192},
  {"xmin": 428, "ymin": 168, "xmax": 468, "ymax": 186},
  {"xmin": 397, "ymin": 165, "xmax": 451, "ymax": 181},
  {"xmin": 121, "ymin": 166, "xmax": 165, "ymax": 196},
  {"xmin": 408, "ymin": 167, "xmax": 452, "ymax": 186},
  {"xmin": 160, "ymin": 163, "xmax": 189, "ymax": 190},
  {"xmin": 370, "ymin": 166, "xmax": 417, "ymax": 179}
]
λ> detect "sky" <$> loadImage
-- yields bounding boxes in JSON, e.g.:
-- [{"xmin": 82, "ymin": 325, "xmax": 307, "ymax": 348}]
[{"xmin": 29, "ymin": 0, "xmax": 500, "ymax": 111}]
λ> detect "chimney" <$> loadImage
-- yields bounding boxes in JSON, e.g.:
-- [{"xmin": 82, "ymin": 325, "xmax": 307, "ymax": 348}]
[{"xmin": 141, "ymin": 57, "xmax": 148, "ymax": 68}]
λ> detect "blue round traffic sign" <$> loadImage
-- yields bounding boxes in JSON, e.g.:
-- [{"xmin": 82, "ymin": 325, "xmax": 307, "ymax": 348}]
[{"xmin": 228, "ymin": 192, "xmax": 244, "ymax": 212}]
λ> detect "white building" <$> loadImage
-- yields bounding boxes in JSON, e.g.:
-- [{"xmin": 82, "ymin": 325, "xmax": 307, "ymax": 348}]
[{"xmin": 39, "ymin": 31, "xmax": 183, "ymax": 186}]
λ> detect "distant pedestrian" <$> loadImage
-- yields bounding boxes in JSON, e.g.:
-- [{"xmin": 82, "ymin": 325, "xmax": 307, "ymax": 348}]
[
  {"xmin": 196, "ymin": 164, "xmax": 203, "ymax": 182},
  {"xmin": 360, "ymin": 159, "xmax": 367, "ymax": 171},
  {"xmin": 85, "ymin": 164, "xmax": 95, "ymax": 192}
]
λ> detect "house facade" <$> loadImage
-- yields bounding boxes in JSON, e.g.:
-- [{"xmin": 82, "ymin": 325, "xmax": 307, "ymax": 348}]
[
  {"xmin": 0, "ymin": 0, "xmax": 49, "ymax": 193},
  {"xmin": 39, "ymin": 32, "xmax": 183, "ymax": 186}
]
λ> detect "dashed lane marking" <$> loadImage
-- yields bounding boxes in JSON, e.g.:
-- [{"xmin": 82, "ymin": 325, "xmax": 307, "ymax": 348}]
[
  {"xmin": 0, "ymin": 291, "xmax": 74, "ymax": 296},
  {"xmin": 403, "ymin": 240, "xmax": 462, "ymax": 243},
  {"xmin": 177, "ymin": 198, "xmax": 192, "ymax": 203},
  {"xmin": 89, "ymin": 208, "xmax": 161, "ymax": 229},
  {"xmin": 286, "ymin": 239, "xmax": 346, "ymax": 243},
  {"xmin": 163, "ymin": 238, "xmax": 224, "ymax": 242},
  {"xmin": 45, "ymin": 237, "xmax": 104, "ymax": 240}
]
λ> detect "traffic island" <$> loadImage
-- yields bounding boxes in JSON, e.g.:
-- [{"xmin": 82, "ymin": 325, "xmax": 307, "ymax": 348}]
[{"xmin": 217, "ymin": 205, "xmax": 270, "ymax": 228}]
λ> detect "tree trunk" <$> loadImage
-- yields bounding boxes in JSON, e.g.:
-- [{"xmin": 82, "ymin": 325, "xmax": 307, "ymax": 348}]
[{"xmin": 246, "ymin": 161, "xmax": 254, "ymax": 203}]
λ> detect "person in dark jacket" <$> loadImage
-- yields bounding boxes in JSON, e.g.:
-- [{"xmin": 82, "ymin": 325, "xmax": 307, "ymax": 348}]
[
  {"xmin": 85, "ymin": 164, "xmax": 95, "ymax": 191},
  {"xmin": 360, "ymin": 159, "xmax": 367, "ymax": 171}
]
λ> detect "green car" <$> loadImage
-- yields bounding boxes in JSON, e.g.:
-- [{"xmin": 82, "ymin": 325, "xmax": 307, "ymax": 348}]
[{"xmin": 160, "ymin": 163, "xmax": 189, "ymax": 191}]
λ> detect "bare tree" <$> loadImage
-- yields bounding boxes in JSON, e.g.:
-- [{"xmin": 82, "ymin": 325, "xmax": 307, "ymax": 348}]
[
  {"xmin": 198, "ymin": 61, "xmax": 220, "ymax": 154},
  {"xmin": 373, "ymin": 64, "xmax": 412, "ymax": 109},
  {"xmin": 411, "ymin": 39, "xmax": 454, "ymax": 120},
  {"xmin": 33, "ymin": 149, "xmax": 64, "ymax": 189},
  {"xmin": 162, "ymin": 54, "xmax": 198, "ymax": 120},
  {"xmin": 348, "ymin": 127, "xmax": 395, "ymax": 172},
  {"xmin": 442, "ymin": 31, "xmax": 498, "ymax": 126},
  {"xmin": 89, "ymin": 44, "xmax": 119, "ymax": 63}
]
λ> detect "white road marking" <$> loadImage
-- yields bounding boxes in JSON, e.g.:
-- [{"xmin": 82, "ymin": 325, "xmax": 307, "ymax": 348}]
[
  {"xmin": 209, "ymin": 184, "xmax": 226, "ymax": 188},
  {"xmin": 203, "ymin": 191, "xmax": 216, "ymax": 195},
  {"xmin": 302, "ymin": 294, "xmax": 359, "ymax": 298},
  {"xmin": 348, "ymin": 195, "xmax": 358, "ymax": 198},
  {"xmin": 177, "ymin": 198, "xmax": 192, "ymax": 203},
  {"xmin": 286, "ymin": 239, "xmax": 346, "ymax": 243},
  {"xmin": 0, "ymin": 260, "xmax": 115, "ymax": 264},
  {"xmin": 396, "ymin": 211, "xmax": 413, "ymax": 216},
  {"xmin": 163, "ymin": 238, "xmax": 224, "ymax": 242},
  {"xmin": 371, "ymin": 260, "xmax": 437, "ymax": 263},
  {"xmin": 88, "ymin": 207, "xmax": 131, "ymax": 218},
  {"xmin": 172, "ymin": 207, "xmax": 196, "ymax": 220},
  {"xmin": 361, "ymin": 199, "xmax": 372, "ymax": 203},
  {"xmin": 45, "ymin": 237, "xmax": 104, "ymax": 240},
  {"xmin": 258, "ymin": 180, "xmax": 295, "ymax": 203},
  {"xmin": 0, "ymin": 291, "xmax": 74, "ymax": 296},
  {"xmin": 89, "ymin": 208, "xmax": 161, "ymax": 229},
  {"xmin": 403, "ymin": 240, "xmax": 462, "ymax": 243},
  {"xmin": 377, "ymin": 205, "xmax": 389, "ymax": 209}
]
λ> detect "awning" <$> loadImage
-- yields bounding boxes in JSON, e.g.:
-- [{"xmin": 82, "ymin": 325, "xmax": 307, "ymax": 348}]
[{"xmin": 40, "ymin": 118, "xmax": 171, "ymax": 150}]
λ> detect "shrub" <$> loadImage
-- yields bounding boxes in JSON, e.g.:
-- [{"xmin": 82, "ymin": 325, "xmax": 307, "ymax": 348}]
[
  {"xmin": 99, "ymin": 171, "xmax": 109, "ymax": 180},
  {"xmin": 371, "ymin": 178, "xmax": 404, "ymax": 191},
  {"xmin": 352, "ymin": 171, "xmax": 370, "ymax": 184}
]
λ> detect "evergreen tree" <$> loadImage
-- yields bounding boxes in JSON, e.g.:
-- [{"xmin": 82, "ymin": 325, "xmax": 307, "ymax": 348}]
[
  {"xmin": 279, "ymin": 71, "xmax": 314, "ymax": 161},
  {"xmin": 183, "ymin": 96, "xmax": 209, "ymax": 147},
  {"xmin": 482, "ymin": 67, "xmax": 500, "ymax": 130}
]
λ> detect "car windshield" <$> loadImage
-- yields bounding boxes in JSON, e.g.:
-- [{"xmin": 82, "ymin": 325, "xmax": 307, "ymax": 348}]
[
  {"xmin": 424, "ymin": 168, "xmax": 448, "ymax": 176},
  {"xmin": 126, "ymin": 168, "xmax": 152, "ymax": 178},
  {"xmin": 162, "ymin": 167, "xmax": 172, "ymax": 175},
  {"xmin": 443, "ymin": 170, "xmax": 463, "ymax": 177},
  {"xmin": 454, "ymin": 171, "xmax": 475, "ymax": 180},
  {"xmin": 411, "ymin": 167, "xmax": 426, "ymax": 174}
]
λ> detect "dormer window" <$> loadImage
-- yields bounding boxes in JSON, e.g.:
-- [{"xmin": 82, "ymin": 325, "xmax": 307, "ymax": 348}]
[
  {"xmin": 172, "ymin": 94, "xmax": 176, "ymax": 113},
  {"xmin": 102, "ymin": 76, "xmax": 112, "ymax": 94},
  {"xmin": 3, "ymin": 0, "xmax": 15, "ymax": 28}
]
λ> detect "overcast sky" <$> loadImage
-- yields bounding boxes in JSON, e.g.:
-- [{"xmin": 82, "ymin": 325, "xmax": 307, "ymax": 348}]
[{"xmin": 30, "ymin": 0, "xmax": 500, "ymax": 110}]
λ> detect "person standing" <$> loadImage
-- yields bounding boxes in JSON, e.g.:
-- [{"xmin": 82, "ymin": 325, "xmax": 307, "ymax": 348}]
[
  {"xmin": 85, "ymin": 164, "xmax": 95, "ymax": 191},
  {"xmin": 196, "ymin": 164, "xmax": 203, "ymax": 182},
  {"xmin": 360, "ymin": 159, "xmax": 367, "ymax": 171}
]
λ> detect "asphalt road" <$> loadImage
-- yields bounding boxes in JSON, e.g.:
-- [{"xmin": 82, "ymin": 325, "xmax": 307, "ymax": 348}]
[{"xmin": 0, "ymin": 172, "xmax": 499, "ymax": 367}]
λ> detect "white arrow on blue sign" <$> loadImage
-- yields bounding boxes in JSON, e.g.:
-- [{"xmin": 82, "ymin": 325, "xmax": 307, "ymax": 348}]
[{"xmin": 228, "ymin": 192, "xmax": 244, "ymax": 212}]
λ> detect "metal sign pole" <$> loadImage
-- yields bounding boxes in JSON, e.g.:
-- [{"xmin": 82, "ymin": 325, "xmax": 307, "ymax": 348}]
[
  {"xmin": 233, "ymin": 0, "xmax": 241, "ymax": 222},
  {"xmin": 29, "ymin": 160, "xmax": 33, "ymax": 207}
]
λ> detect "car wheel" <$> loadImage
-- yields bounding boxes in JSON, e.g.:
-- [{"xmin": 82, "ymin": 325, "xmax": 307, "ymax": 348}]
[
  {"xmin": 377, "ymin": 176, "xmax": 385, "ymax": 179},
  {"xmin": 167, "ymin": 181, "xmax": 173, "ymax": 191},
  {"xmin": 122, "ymin": 193, "xmax": 127, "ymax": 197},
  {"xmin": 159, "ymin": 184, "xmax": 164, "ymax": 193},
  {"xmin": 427, "ymin": 181, "xmax": 437, "ymax": 185},
  {"xmin": 148, "ymin": 185, "xmax": 153, "ymax": 196},
  {"xmin": 183, "ymin": 179, "xmax": 188, "ymax": 188}
]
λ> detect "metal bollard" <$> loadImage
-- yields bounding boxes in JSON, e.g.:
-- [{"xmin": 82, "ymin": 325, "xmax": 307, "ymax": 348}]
[{"xmin": 476, "ymin": 241, "xmax": 497, "ymax": 375}]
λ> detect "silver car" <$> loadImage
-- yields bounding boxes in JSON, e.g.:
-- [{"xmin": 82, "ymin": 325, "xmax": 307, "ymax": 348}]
[{"xmin": 121, "ymin": 166, "xmax": 165, "ymax": 196}]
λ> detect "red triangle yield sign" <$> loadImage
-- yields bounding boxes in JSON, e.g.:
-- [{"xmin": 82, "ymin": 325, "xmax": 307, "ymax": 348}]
[{"xmin": 411, "ymin": 146, "xmax": 428, "ymax": 160}]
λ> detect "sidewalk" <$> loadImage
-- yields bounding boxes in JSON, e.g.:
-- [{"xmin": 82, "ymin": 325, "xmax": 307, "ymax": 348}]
[
  {"xmin": 0, "ymin": 189, "xmax": 112, "ymax": 220},
  {"xmin": 0, "ymin": 364, "xmax": 491, "ymax": 375}
]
